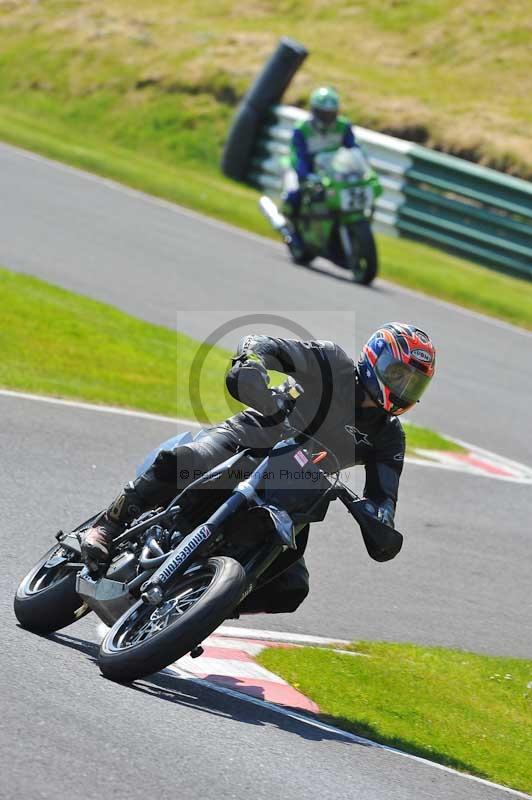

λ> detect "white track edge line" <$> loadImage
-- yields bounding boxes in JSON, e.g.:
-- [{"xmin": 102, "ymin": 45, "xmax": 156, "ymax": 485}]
[
  {"xmin": 2, "ymin": 140, "xmax": 530, "ymax": 340},
  {"xmin": 404, "ymin": 455, "xmax": 532, "ymax": 484},
  {"xmin": 0, "ymin": 388, "xmax": 200, "ymax": 427},
  {"xmin": 219, "ymin": 625, "xmax": 351, "ymax": 646},
  {"xmin": 447, "ymin": 435, "xmax": 532, "ymax": 471},
  {"xmin": 163, "ymin": 665, "xmax": 530, "ymax": 799}
]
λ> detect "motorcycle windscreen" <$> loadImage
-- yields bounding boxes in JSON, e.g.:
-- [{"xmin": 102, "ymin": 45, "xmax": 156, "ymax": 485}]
[
  {"xmin": 330, "ymin": 147, "xmax": 370, "ymax": 179},
  {"xmin": 348, "ymin": 500, "xmax": 403, "ymax": 562}
]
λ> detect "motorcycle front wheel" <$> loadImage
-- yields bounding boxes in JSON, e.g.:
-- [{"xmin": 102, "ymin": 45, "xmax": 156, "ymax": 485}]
[
  {"xmin": 98, "ymin": 556, "xmax": 247, "ymax": 682},
  {"xmin": 287, "ymin": 237, "xmax": 314, "ymax": 267},
  {"xmin": 14, "ymin": 545, "xmax": 89, "ymax": 633},
  {"xmin": 346, "ymin": 220, "xmax": 378, "ymax": 285}
]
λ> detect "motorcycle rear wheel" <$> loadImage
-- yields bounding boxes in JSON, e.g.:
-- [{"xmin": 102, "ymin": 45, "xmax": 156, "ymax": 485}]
[
  {"xmin": 14, "ymin": 545, "xmax": 89, "ymax": 633},
  {"xmin": 98, "ymin": 556, "xmax": 246, "ymax": 683}
]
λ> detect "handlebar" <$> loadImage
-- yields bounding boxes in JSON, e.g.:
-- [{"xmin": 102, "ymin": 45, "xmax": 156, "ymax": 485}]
[
  {"xmin": 271, "ymin": 376, "xmax": 304, "ymax": 401},
  {"xmin": 270, "ymin": 377, "xmax": 304, "ymax": 418}
]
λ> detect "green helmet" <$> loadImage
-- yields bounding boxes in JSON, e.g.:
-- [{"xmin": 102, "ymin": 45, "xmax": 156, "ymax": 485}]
[{"xmin": 310, "ymin": 87, "xmax": 340, "ymax": 132}]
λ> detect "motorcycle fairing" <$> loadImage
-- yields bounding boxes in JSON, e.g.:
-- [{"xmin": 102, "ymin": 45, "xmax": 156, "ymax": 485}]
[{"xmin": 248, "ymin": 505, "xmax": 296, "ymax": 550}]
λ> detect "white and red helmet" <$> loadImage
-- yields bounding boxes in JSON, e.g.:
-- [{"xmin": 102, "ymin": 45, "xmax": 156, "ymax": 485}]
[{"xmin": 357, "ymin": 323, "xmax": 436, "ymax": 415}]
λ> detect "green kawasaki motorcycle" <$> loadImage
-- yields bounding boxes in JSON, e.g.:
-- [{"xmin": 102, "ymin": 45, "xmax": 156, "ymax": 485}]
[{"xmin": 260, "ymin": 148, "xmax": 382, "ymax": 285}]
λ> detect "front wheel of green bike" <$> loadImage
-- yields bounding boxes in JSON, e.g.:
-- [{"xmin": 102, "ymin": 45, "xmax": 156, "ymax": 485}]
[{"xmin": 347, "ymin": 221, "xmax": 378, "ymax": 285}]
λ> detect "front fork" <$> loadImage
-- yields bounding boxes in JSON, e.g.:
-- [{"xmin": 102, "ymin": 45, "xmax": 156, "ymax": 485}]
[
  {"xmin": 339, "ymin": 223, "xmax": 355, "ymax": 266},
  {"xmin": 140, "ymin": 456, "xmax": 271, "ymax": 603},
  {"xmin": 139, "ymin": 491, "xmax": 246, "ymax": 604}
]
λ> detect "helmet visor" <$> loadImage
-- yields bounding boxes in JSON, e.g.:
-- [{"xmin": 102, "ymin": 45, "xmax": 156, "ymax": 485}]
[
  {"xmin": 375, "ymin": 351, "xmax": 431, "ymax": 413},
  {"xmin": 312, "ymin": 108, "xmax": 337, "ymax": 128}
]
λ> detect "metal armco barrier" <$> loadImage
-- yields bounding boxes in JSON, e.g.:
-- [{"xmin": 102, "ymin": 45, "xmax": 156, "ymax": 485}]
[{"xmin": 248, "ymin": 105, "xmax": 532, "ymax": 279}]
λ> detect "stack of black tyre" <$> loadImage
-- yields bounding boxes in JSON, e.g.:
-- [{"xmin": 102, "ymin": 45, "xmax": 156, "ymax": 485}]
[{"xmin": 221, "ymin": 38, "xmax": 307, "ymax": 182}]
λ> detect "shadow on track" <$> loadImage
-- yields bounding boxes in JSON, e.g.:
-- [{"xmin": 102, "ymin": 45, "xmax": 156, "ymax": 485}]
[
  {"xmin": 294, "ymin": 259, "xmax": 375, "ymax": 287},
  {"xmin": 294, "ymin": 259, "xmax": 408, "ymax": 302},
  {"xmin": 135, "ymin": 670, "xmax": 353, "ymax": 744},
  {"xmin": 46, "ymin": 630, "xmax": 493, "ymax": 779},
  {"xmin": 47, "ymin": 631, "xmax": 361, "ymax": 745}
]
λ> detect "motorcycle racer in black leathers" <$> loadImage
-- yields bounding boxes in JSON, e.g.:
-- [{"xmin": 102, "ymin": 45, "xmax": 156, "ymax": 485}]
[{"xmin": 80, "ymin": 323, "xmax": 436, "ymax": 614}]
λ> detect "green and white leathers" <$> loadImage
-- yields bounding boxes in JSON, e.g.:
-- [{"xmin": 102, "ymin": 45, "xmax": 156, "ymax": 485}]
[
  {"xmin": 289, "ymin": 88, "xmax": 357, "ymax": 178},
  {"xmin": 291, "ymin": 115, "xmax": 355, "ymax": 163}
]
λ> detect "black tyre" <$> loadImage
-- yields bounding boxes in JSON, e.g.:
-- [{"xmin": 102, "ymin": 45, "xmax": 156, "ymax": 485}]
[
  {"xmin": 348, "ymin": 221, "xmax": 378, "ymax": 284},
  {"xmin": 289, "ymin": 246, "xmax": 314, "ymax": 267},
  {"xmin": 287, "ymin": 229, "xmax": 313, "ymax": 266},
  {"xmin": 14, "ymin": 545, "xmax": 89, "ymax": 634},
  {"xmin": 98, "ymin": 557, "xmax": 247, "ymax": 682}
]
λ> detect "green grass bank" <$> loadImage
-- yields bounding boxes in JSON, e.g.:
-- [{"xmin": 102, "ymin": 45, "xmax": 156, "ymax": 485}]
[
  {"xmin": 0, "ymin": 266, "xmax": 460, "ymax": 454},
  {"xmin": 0, "ymin": 3, "xmax": 531, "ymax": 329},
  {"xmin": 1, "ymin": 0, "xmax": 530, "ymax": 176},
  {"xmin": 258, "ymin": 642, "xmax": 532, "ymax": 793}
]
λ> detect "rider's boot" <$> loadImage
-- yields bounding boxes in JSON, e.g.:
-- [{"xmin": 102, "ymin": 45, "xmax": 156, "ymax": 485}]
[
  {"xmin": 282, "ymin": 224, "xmax": 304, "ymax": 259},
  {"xmin": 79, "ymin": 481, "xmax": 147, "ymax": 570},
  {"xmin": 79, "ymin": 519, "xmax": 118, "ymax": 570}
]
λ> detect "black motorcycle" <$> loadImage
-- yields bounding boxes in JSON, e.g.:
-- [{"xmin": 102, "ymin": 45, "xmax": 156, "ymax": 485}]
[{"xmin": 14, "ymin": 381, "xmax": 403, "ymax": 683}]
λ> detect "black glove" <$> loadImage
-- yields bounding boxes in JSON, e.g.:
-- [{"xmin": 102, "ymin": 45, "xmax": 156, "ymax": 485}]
[
  {"xmin": 378, "ymin": 499, "xmax": 395, "ymax": 528},
  {"xmin": 362, "ymin": 498, "xmax": 395, "ymax": 528},
  {"xmin": 226, "ymin": 358, "xmax": 275, "ymax": 415}
]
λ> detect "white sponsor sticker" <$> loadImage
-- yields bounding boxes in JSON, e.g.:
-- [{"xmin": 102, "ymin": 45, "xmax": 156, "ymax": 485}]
[
  {"xmin": 412, "ymin": 348, "xmax": 432, "ymax": 363},
  {"xmin": 294, "ymin": 449, "xmax": 309, "ymax": 467}
]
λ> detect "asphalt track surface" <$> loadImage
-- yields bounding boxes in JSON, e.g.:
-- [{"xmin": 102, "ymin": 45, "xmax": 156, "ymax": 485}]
[
  {"xmin": 1, "ymin": 142, "xmax": 530, "ymax": 798},
  {"xmin": 3, "ymin": 395, "xmax": 526, "ymax": 800}
]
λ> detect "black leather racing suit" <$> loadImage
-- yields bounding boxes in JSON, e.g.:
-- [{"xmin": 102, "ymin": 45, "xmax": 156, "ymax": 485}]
[{"xmin": 112, "ymin": 337, "xmax": 406, "ymax": 614}]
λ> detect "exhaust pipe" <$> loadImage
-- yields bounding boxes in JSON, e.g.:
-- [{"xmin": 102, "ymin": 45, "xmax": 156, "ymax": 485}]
[{"xmin": 259, "ymin": 195, "xmax": 289, "ymax": 233}]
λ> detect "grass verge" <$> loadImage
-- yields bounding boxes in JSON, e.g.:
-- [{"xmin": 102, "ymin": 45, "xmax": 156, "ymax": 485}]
[
  {"xmin": 258, "ymin": 642, "xmax": 532, "ymax": 793},
  {"xmin": 403, "ymin": 421, "xmax": 464, "ymax": 454},
  {"xmin": 0, "ymin": 266, "xmax": 461, "ymax": 454},
  {"xmin": 0, "ymin": 265, "xmax": 235, "ymax": 421}
]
